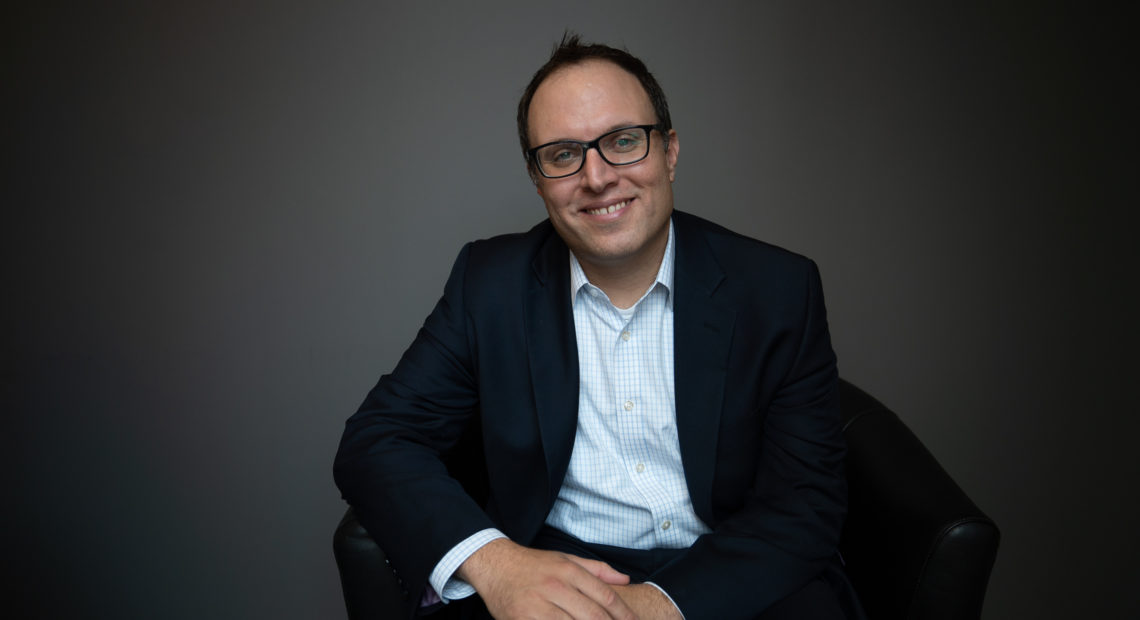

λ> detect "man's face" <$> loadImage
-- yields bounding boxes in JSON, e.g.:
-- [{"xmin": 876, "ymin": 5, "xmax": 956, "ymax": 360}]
[{"xmin": 528, "ymin": 60, "xmax": 679, "ymax": 273}]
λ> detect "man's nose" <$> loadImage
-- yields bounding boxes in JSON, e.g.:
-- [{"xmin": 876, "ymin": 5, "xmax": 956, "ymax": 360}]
[{"xmin": 579, "ymin": 148, "xmax": 619, "ymax": 192}]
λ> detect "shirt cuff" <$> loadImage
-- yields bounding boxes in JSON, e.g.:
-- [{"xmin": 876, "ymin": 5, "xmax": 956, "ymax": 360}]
[
  {"xmin": 428, "ymin": 528, "xmax": 507, "ymax": 603},
  {"xmin": 644, "ymin": 581, "xmax": 685, "ymax": 619}
]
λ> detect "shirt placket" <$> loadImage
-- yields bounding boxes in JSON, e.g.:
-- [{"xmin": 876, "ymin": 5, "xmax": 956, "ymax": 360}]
[{"xmin": 611, "ymin": 292, "xmax": 683, "ymax": 547}]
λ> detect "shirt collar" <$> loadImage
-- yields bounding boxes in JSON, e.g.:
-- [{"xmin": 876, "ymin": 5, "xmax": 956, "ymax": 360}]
[{"xmin": 569, "ymin": 218, "xmax": 675, "ymax": 308}]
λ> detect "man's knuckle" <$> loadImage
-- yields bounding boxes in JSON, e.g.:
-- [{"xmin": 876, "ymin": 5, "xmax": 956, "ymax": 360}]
[{"xmin": 585, "ymin": 609, "xmax": 609, "ymax": 620}]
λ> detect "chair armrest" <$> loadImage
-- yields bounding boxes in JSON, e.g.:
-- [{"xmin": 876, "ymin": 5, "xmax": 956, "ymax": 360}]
[
  {"xmin": 838, "ymin": 380, "xmax": 1000, "ymax": 620},
  {"xmin": 333, "ymin": 508, "xmax": 407, "ymax": 620}
]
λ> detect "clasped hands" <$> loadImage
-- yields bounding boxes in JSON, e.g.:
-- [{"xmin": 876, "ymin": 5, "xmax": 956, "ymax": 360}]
[{"xmin": 457, "ymin": 538, "xmax": 682, "ymax": 620}]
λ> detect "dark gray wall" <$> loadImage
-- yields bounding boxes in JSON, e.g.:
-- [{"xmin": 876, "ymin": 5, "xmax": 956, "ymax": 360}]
[{"xmin": 8, "ymin": 2, "xmax": 1134, "ymax": 618}]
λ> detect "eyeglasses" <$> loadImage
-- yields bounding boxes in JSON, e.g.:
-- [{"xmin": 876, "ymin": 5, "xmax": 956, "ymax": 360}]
[{"xmin": 527, "ymin": 124, "xmax": 663, "ymax": 179}]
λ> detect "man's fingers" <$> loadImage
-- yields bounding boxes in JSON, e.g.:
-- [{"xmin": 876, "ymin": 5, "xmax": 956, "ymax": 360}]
[
  {"xmin": 461, "ymin": 541, "xmax": 636, "ymax": 620},
  {"xmin": 565, "ymin": 555, "xmax": 631, "ymax": 586},
  {"xmin": 558, "ymin": 582, "xmax": 637, "ymax": 620},
  {"xmin": 547, "ymin": 588, "xmax": 617, "ymax": 620},
  {"xmin": 562, "ymin": 562, "xmax": 638, "ymax": 620},
  {"xmin": 517, "ymin": 566, "xmax": 631, "ymax": 620},
  {"xmin": 540, "ymin": 557, "xmax": 635, "ymax": 620}
]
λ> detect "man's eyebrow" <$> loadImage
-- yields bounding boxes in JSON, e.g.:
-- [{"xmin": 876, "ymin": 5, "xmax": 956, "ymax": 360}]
[
  {"xmin": 601, "ymin": 121, "xmax": 645, "ymax": 134},
  {"xmin": 542, "ymin": 122, "xmax": 649, "ymax": 144}
]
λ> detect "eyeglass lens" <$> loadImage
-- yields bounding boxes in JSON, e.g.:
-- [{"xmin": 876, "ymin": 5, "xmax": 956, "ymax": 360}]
[{"xmin": 536, "ymin": 127, "xmax": 650, "ymax": 177}]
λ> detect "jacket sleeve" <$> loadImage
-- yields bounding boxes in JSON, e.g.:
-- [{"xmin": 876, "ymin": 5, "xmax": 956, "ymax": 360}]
[
  {"xmin": 650, "ymin": 260, "xmax": 846, "ymax": 618},
  {"xmin": 333, "ymin": 243, "xmax": 496, "ymax": 614}
]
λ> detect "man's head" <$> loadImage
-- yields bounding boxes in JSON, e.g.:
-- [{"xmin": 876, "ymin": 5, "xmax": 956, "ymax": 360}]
[
  {"xmin": 517, "ymin": 34, "xmax": 673, "ymax": 166},
  {"xmin": 519, "ymin": 35, "xmax": 679, "ymax": 277}
]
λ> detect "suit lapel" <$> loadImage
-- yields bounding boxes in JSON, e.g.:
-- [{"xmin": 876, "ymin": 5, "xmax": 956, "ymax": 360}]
[
  {"xmin": 525, "ymin": 232, "xmax": 580, "ymax": 509},
  {"xmin": 672, "ymin": 213, "xmax": 736, "ymax": 523}
]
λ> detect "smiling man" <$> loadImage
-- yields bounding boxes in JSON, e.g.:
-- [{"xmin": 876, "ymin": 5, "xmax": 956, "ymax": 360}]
[
  {"xmin": 335, "ymin": 35, "xmax": 865, "ymax": 620},
  {"xmin": 526, "ymin": 59, "xmax": 677, "ymax": 311}
]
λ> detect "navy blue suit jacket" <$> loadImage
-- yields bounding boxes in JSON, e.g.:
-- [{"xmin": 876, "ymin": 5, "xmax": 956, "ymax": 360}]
[{"xmin": 334, "ymin": 210, "xmax": 847, "ymax": 619}]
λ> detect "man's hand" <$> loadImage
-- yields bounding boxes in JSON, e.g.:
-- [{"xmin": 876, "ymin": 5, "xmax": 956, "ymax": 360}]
[
  {"xmin": 458, "ymin": 538, "xmax": 637, "ymax": 619},
  {"xmin": 612, "ymin": 584, "xmax": 683, "ymax": 620}
]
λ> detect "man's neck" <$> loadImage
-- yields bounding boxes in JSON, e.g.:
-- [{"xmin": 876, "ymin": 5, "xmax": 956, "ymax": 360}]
[{"xmin": 575, "ymin": 228, "xmax": 670, "ymax": 310}]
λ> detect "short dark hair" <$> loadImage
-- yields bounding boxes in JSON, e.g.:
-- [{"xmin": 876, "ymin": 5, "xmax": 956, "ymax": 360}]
[{"xmin": 517, "ymin": 33, "xmax": 672, "ymax": 173}]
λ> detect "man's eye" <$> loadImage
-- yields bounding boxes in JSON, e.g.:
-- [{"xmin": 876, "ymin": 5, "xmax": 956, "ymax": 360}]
[
  {"xmin": 545, "ymin": 147, "xmax": 579, "ymax": 166},
  {"xmin": 609, "ymin": 134, "xmax": 642, "ymax": 152}
]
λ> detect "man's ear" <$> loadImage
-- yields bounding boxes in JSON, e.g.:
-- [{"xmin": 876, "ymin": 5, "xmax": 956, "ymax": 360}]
[
  {"xmin": 526, "ymin": 163, "xmax": 543, "ymax": 195},
  {"xmin": 532, "ymin": 170, "xmax": 545, "ymax": 198},
  {"xmin": 665, "ymin": 129, "xmax": 679, "ymax": 182}
]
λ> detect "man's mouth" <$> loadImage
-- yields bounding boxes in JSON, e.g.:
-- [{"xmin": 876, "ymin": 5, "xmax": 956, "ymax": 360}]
[{"xmin": 584, "ymin": 199, "xmax": 630, "ymax": 216}]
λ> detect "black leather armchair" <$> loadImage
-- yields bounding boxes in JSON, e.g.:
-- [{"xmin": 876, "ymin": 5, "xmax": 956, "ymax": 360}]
[{"xmin": 334, "ymin": 379, "xmax": 999, "ymax": 619}]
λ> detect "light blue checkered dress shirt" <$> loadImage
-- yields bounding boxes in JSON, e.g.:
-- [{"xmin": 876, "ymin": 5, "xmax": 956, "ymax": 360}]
[
  {"xmin": 430, "ymin": 221, "xmax": 710, "ymax": 603},
  {"xmin": 547, "ymin": 221, "xmax": 710, "ymax": 549}
]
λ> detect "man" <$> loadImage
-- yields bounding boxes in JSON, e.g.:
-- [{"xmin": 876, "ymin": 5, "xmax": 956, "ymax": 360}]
[{"xmin": 335, "ymin": 35, "xmax": 863, "ymax": 619}]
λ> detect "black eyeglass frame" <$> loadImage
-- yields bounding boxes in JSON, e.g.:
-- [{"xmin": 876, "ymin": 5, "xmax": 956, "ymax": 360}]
[{"xmin": 526, "ymin": 123, "xmax": 665, "ymax": 179}]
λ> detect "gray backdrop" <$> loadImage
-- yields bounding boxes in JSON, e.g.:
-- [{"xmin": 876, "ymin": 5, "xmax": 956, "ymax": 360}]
[{"xmin": 7, "ymin": 2, "xmax": 1135, "ymax": 618}]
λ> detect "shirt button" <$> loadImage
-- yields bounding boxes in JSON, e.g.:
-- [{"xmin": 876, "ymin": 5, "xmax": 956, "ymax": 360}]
[
  {"xmin": 621, "ymin": 330, "xmax": 631, "ymax": 341},
  {"xmin": 661, "ymin": 520, "xmax": 672, "ymax": 531},
  {"xmin": 623, "ymin": 400, "xmax": 634, "ymax": 411},
  {"xmin": 635, "ymin": 462, "xmax": 645, "ymax": 473}
]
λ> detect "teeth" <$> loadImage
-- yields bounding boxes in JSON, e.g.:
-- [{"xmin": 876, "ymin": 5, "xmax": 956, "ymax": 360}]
[{"xmin": 587, "ymin": 200, "xmax": 628, "ymax": 216}]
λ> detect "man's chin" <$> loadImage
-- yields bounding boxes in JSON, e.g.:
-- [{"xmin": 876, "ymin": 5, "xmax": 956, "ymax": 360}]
[{"xmin": 575, "ymin": 244, "xmax": 644, "ymax": 269}]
